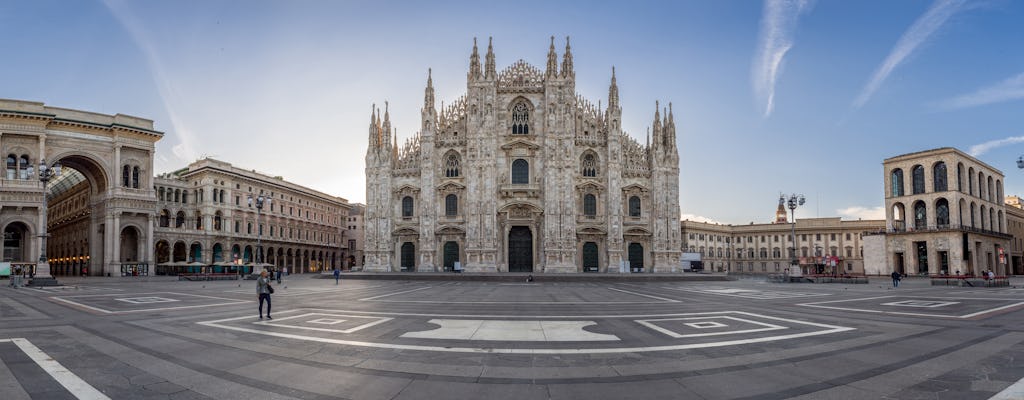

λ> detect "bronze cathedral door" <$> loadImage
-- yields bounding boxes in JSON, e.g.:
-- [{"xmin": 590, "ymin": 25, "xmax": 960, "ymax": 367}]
[{"xmin": 508, "ymin": 226, "xmax": 533, "ymax": 272}]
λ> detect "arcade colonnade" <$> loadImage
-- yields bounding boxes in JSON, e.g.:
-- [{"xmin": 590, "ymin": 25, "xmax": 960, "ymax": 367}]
[{"xmin": 0, "ymin": 99, "xmax": 161, "ymax": 276}]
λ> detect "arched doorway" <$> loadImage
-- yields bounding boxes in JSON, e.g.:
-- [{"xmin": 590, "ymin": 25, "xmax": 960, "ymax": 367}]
[
  {"xmin": 172, "ymin": 241, "xmax": 187, "ymax": 262},
  {"xmin": 582, "ymin": 242, "xmax": 599, "ymax": 272},
  {"xmin": 628, "ymin": 243, "xmax": 644, "ymax": 273},
  {"xmin": 443, "ymin": 241, "xmax": 459, "ymax": 271},
  {"xmin": 120, "ymin": 226, "xmax": 140, "ymax": 262},
  {"xmin": 3, "ymin": 222, "xmax": 31, "ymax": 262},
  {"xmin": 400, "ymin": 242, "xmax": 415, "ymax": 271},
  {"xmin": 508, "ymin": 226, "xmax": 533, "ymax": 272}
]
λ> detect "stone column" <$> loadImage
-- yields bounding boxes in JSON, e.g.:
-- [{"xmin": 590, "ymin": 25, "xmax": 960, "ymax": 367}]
[
  {"xmin": 146, "ymin": 215, "xmax": 155, "ymax": 267},
  {"xmin": 104, "ymin": 214, "xmax": 116, "ymax": 276},
  {"xmin": 113, "ymin": 144, "xmax": 122, "ymax": 187}
]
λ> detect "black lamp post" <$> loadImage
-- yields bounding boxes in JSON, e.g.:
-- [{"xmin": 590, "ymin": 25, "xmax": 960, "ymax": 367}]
[
  {"xmin": 781, "ymin": 193, "xmax": 805, "ymax": 276},
  {"xmin": 247, "ymin": 194, "xmax": 270, "ymax": 272},
  {"xmin": 27, "ymin": 159, "xmax": 62, "ymax": 285}
]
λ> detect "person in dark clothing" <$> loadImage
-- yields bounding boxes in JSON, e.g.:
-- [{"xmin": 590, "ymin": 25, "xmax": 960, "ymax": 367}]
[
  {"xmin": 891, "ymin": 271, "xmax": 901, "ymax": 288},
  {"xmin": 333, "ymin": 267, "xmax": 341, "ymax": 285},
  {"xmin": 257, "ymin": 270, "xmax": 273, "ymax": 320}
]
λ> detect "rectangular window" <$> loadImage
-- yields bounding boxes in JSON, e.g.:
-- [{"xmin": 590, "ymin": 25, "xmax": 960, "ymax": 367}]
[
  {"xmin": 816, "ymin": 234, "xmax": 821, "ymax": 241},
  {"xmin": 845, "ymin": 233, "xmax": 851, "ymax": 240},
  {"xmin": 801, "ymin": 234, "xmax": 807, "ymax": 241},
  {"xmin": 830, "ymin": 233, "xmax": 836, "ymax": 240},
  {"xmin": 761, "ymin": 262, "xmax": 767, "ymax": 272}
]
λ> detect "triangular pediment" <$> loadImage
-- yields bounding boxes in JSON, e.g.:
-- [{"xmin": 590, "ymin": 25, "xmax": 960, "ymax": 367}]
[
  {"xmin": 435, "ymin": 225, "xmax": 466, "ymax": 235},
  {"xmin": 576, "ymin": 180, "xmax": 605, "ymax": 191},
  {"xmin": 436, "ymin": 181, "xmax": 466, "ymax": 191},
  {"xmin": 391, "ymin": 227, "xmax": 420, "ymax": 236},
  {"xmin": 622, "ymin": 183, "xmax": 649, "ymax": 193},
  {"xmin": 624, "ymin": 227, "xmax": 652, "ymax": 236},
  {"xmin": 500, "ymin": 139, "xmax": 541, "ymax": 151},
  {"xmin": 393, "ymin": 184, "xmax": 421, "ymax": 195}
]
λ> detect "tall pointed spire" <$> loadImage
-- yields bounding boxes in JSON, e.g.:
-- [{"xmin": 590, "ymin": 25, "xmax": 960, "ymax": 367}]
[
  {"xmin": 561, "ymin": 36, "xmax": 574, "ymax": 79},
  {"xmin": 382, "ymin": 101, "xmax": 392, "ymax": 146},
  {"xmin": 608, "ymin": 66, "xmax": 619, "ymax": 111},
  {"xmin": 484, "ymin": 37, "xmax": 496, "ymax": 79},
  {"xmin": 545, "ymin": 36, "xmax": 558, "ymax": 78},
  {"xmin": 424, "ymin": 69, "xmax": 435, "ymax": 111},
  {"xmin": 369, "ymin": 103, "xmax": 378, "ymax": 148},
  {"xmin": 652, "ymin": 101, "xmax": 662, "ymax": 149},
  {"xmin": 667, "ymin": 102, "xmax": 677, "ymax": 148},
  {"xmin": 469, "ymin": 37, "xmax": 481, "ymax": 80}
]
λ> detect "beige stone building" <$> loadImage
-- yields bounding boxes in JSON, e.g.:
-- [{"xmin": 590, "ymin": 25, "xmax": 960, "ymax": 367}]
[
  {"xmin": 151, "ymin": 158, "xmax": 350, "ymax": 275},
  {"xmin": 880, "ymin": 147, "xmax": 1011, "ymax": 276},
  {"xmin": 681, "ymin": 216, "xmax": 885, "ymax": 275},
  {"xmin": 1004, "ymin": 195, "xmax": 1024, "ymax": 274},
  {"xmin": 1, "ymin": 100, "xmax": 161, "ymax": 277},
  {"xmin": 343, "ymin": 203, "xmax": 365, "ymax": 269},
  {"xmin": 364, "ymin": 37, "xmax": 681, "ymax": 273}
]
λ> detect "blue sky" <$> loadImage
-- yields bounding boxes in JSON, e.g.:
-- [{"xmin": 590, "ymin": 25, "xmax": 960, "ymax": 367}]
[{"xmin": 3, "ymin": 0, "xmax": 1023, "ymax": 224}]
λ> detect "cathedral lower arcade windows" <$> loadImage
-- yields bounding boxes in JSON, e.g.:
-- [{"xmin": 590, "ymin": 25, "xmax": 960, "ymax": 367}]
[
  {"xmin": 511, "ymin": 159, "xmax": 529, "ymax": 184},
  {"xmin": 402, "ymin": 196, "xmax": 415, "ymax": 218},
  {"xmin": 629, "ymin": 196, "xmax": 641, "ymax": 217}
]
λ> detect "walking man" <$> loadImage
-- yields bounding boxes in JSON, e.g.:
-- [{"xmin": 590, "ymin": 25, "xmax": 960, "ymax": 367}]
[
  {"xmin": 891, "ymin": 270, "xmax": 901, "ymax": 288},
  {"xmin": 257, "ymin": 270, "xmax": 273, "ymax": 320},
  {"xmin": 275, "ymin": 267, "xmax": 282, "ymax": 284},
  {"xmin": 333, "ymin": 267, "xmax": 341, "ymax": 285}
]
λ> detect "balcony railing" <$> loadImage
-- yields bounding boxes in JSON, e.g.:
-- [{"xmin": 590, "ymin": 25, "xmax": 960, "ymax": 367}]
[{"xmin": 886, "ymin": 223, "xmax": 1011, "ymax": 238}]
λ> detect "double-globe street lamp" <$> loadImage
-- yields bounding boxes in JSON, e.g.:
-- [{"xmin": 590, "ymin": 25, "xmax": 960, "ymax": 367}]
[
  {"xmin": 248, "ymin": 194, "xmax": 270, "ymax": 274},
  {"xmin": 27, "ymin": 159, "xmax": 62, "ymax": 285},
  {"xmin": 781, "ymin": 193, "xmax": 805, "ymax": 277}
]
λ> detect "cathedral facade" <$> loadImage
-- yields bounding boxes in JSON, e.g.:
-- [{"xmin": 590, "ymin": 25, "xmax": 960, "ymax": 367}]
[{"xmin": 364, "ymin": 37, "xmax": 681, "ymax": 273}]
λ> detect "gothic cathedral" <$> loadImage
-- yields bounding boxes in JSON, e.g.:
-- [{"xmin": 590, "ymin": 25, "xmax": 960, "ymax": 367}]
[{"xmin": 364, "ymin": 37, "xmax": 681, "ymax": 273}]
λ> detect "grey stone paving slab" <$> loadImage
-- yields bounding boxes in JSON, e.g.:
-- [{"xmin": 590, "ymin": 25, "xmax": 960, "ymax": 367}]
[
  {"xmin": 392, "ymin": 379, "xmax": 550, "ymax": 400},
  {"xmin": 4, "ymin": 277, "xmax": 1024, "ymax": 398},
  {"xmin": 232, "ymin": 360, "xmax": 412, "ymax": 399},
  {"xmin": 548, "ymin": 379, "xmax": 702, "ymax": 400}
]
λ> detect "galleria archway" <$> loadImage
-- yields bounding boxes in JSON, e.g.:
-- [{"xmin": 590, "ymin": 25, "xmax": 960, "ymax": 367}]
[{"xmin": 0, "ymin": 100, "xmax": 161, "ymax": 276}]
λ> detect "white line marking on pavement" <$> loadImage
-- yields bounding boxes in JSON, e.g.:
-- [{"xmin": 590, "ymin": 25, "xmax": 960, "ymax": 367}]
[
  {"xmin": 635, "ymin": 316, "xmax": 786, "ymax": 338},
  {"xmin": 606, "ymin": 287, "xmax": 681, "ymax": 303},
  {"xmin": 359, "ymin": 286, "xmax": 433, "ymax": 301},
  {"xmin": 401, "ymin": 320, "xmax": 620, "ymax": 341},
  {"xmin": 800, "ymin": 296, "xmax": 1024, "ymax": 319},
  {"xmin": 0, "ymin": 338, "xmax": 110, "ymax": 400},
  {"xmin": 197, "ymin": 310, "xmax": 853, "ymax": 354},
  {"xmin": 990, "ymin": 375, "xmax": 1024, "ymax": 400},
  {"xmin": 49, "ymin": 292, "xmax": 248, "ymax": 314}
]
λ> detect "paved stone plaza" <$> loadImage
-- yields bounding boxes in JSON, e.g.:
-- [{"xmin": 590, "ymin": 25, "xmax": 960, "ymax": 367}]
[{"xmin": 2, "ymin": 275, "xmax": 1023, "ymax": 399}]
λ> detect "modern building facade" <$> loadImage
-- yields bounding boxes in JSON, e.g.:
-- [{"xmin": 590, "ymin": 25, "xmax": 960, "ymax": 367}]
[
  {"xmin": 880, "ymin": 147, "xmax": 1011, "ymax": 275},
  {"xmin": 681, "ymin": 217, "xmax": 885, "ymax": 275},
  {"xmin": 364, "ymin": 37, "xmax": 682, "ymax": 273},
  {"xmin": 152, "ymin": 158, "xmax": 351, "ymax": 275}
]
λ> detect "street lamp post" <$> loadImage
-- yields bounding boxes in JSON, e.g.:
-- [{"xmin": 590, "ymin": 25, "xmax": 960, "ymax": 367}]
[
  {"xmin": 28, "ymin": 159, "xmax": 62, "ymax": 286},
  {"xmin": 781, "ymin": 193, "xmax": 805, "ymax": 277},
  {"xmin": 248, "ymin": 194, "xmax": 270, "ymax": 273}
]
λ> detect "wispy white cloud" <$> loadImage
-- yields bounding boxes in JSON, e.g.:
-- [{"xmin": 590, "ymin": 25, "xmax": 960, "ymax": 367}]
[
  {"xmin": 752, "ymin": 0, "xmax": 813, "ymax": 117},
  {"xmin": 837, "ymin": 206, "xmax": 885, "ymax": 220},
  {"xmin": 937, "ymin": 72, "xmax": 1024, "ymax": 110},
  {"xmin": 102, "ymin": 0, "xmax": 198, "ymax": 164},
  {"xmin": 681, "ymin": 214, "xmax": 722, "ymax": 225},
  {"xmin": 968, "ymin": 136, "xmax": 1024, "ymax": 157},
  {"xmin": 853, "ymin": 0, "xmax": 966, "ymax": 109}
]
